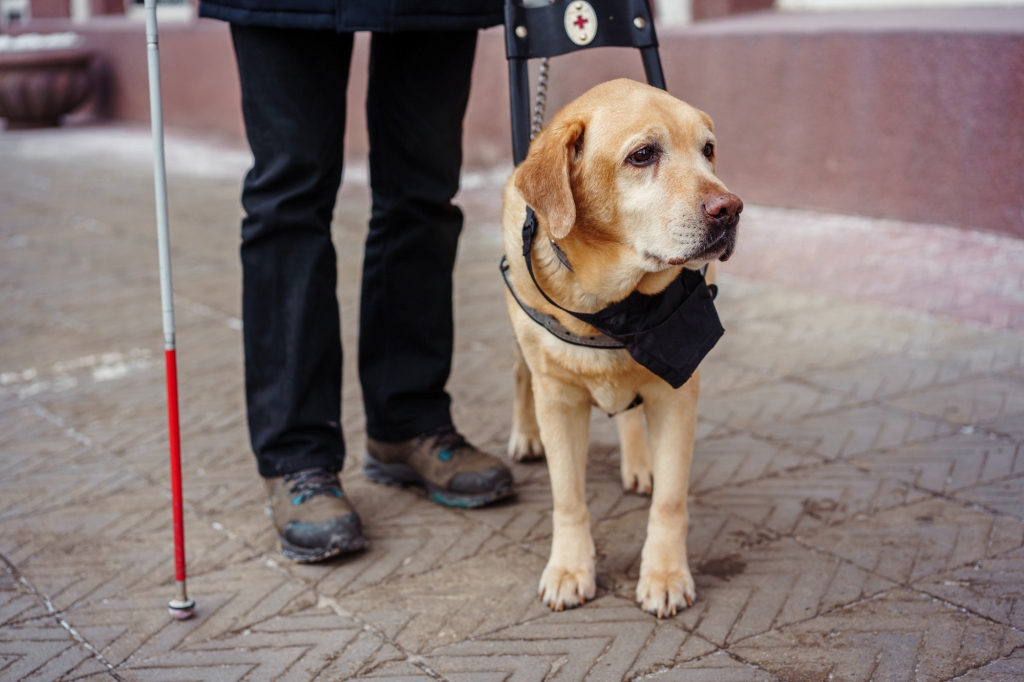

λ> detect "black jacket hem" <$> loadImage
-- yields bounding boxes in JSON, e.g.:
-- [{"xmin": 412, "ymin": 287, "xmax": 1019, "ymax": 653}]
[
  {"xmin": 199, "ymin": 4, "xmax": 335, "ymax": 30},
  {"xmin": 199, "ymin": 3, "xmax": 502, "ymax": 32}
]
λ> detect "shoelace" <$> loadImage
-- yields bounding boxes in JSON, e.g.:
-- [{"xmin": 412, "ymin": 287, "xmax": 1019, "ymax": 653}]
[
  {"xmin": 284, "ymin": 467, "xmax": 342, "ymax": 505},
  {"xmin": 419, "ymin": 426, "xmax": 470, "ymax": 462}
]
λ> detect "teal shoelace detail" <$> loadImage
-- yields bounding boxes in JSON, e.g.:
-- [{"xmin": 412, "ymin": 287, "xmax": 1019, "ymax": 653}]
[
  {"xmin": 284, "ymin": 468, "xmax": 343, "ymax": 506},
  {"xmin": 420, "ymin": 426, "xmax": 469, "ymax": 462}
]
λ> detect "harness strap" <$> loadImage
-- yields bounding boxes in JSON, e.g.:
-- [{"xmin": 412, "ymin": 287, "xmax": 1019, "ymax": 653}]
[
  {"xmin": 521, "ymin": 207, "xmax": 581, "ymax": 315},
  {"xmin": 617, "ymin": 393, "xmax": 644, "ymax": 415},
  {"xmin": 501, "ymin": 257, "xmax": 624, "ymax": 349},
  {"xmin": 501, "ymin": 255, "xmax": 641, "ymax": 411}
]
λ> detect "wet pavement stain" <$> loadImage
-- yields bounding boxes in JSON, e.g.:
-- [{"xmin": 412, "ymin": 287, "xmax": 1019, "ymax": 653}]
[{"xmin": 697, "ymin": 554, "xmax": 748, "ymax": 581}]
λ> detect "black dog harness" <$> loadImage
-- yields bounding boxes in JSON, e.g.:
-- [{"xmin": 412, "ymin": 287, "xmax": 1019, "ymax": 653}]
[
  {"xmin": 501, "ymin": 257, "xmax": 624, "ymax": 349},
  {"xmin": 501, "ymin": 207, "xmax": 724, "ymax": 390}
]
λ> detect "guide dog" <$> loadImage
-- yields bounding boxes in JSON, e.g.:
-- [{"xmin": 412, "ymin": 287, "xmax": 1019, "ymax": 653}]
[{"xmin": 502, "ymin": 78, "xmax": 742, "ymax": 617}]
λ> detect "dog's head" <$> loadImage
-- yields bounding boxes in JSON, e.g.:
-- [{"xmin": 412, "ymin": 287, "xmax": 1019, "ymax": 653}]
[{"xmin": 514, "ymin": 78, "xmax": 741, "ymax": 271}]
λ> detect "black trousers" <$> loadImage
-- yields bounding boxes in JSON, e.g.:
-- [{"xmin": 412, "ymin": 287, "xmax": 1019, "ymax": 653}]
[{"xmin": 231, "ymin": 25, "xmax": 477, "ymax": 478}]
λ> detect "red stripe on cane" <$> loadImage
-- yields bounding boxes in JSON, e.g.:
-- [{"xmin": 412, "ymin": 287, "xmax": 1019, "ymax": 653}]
[{"xmin": 165, "ymin": 348, "xmax": 186, "ymax": 582}]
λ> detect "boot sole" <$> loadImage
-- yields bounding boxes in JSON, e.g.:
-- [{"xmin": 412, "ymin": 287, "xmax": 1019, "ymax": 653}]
[
  {"xmin": 267, "ymin": 505, "xmax": 368, "ymax": 563},
  {"xmin": 278, "ymin": 534, "xmax": 367, "ymax": 563},
  {"xmin": 363, "ymin": 453, "xmax": 514, "ymax": 509}
]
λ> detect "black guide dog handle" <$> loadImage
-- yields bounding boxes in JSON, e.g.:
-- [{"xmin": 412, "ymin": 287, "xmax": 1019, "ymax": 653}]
[
  {"xmin": 505, "ymin": 0, "xmax": 664, "ymax": 166},
  {"xmin": 640, "ymin": 46, "xmax": 666, "ymax": 91}
]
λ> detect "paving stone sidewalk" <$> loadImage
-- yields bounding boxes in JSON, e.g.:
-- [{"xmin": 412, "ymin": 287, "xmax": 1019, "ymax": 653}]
[{"xmin": 2, "ymin": 126, "xmax": 1024, "ymax": 682}]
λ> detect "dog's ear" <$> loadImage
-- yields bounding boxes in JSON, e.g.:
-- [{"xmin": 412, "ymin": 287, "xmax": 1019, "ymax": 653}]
[{"xmin": 514, "ymin": 120, "xmax": 584, "ymax": 239}]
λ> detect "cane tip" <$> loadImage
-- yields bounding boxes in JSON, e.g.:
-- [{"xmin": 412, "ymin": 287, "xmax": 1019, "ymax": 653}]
[{"xmin": 168, "ymin": 598, "xmax": 195, "ymax": 620}]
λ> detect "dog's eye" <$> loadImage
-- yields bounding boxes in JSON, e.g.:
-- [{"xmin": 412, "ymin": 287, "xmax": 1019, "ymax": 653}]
[
  {"xmin": 703, "ymin": 142, "xmax": 715, "ymax": 159},
  {"xmin": 627, "ymin": 146, "xmax": 658, "ymax": 166}
]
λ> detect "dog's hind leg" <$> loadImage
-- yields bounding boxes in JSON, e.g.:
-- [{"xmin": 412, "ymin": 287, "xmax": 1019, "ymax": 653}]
[
  {"xmin": 636, "ymin": 370, "xmax": 700, "ymax": 618},
  {"xmin": 508, "ymin": 342, "xmax": 545, "ymax": 461},
  {"xmin": 616, "ymin": 406, "xmax": 652, "ymax": 495},
  {"xmin": 534, "ymin": 376, "xmax": 595, "ymax": 611}
]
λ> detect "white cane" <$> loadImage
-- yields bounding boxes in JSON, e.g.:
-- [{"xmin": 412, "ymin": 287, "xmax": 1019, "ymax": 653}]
[{"xmin": 144, "ymin": 0, "xmax": 195, "ymax": 621}]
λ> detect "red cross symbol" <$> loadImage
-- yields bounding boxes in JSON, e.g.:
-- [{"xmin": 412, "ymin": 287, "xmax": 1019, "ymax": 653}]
[{"xmin": 573, "ymin": 14, "xmax": 589, "ymax": 30}]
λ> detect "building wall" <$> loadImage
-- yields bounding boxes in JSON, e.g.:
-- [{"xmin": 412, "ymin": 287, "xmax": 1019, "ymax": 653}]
[
  {"xmin": 663, "ymin": 15, "xmax": 1024, "ymax": 238},
  {"xmin": 28, "ymin": 0, "xmax": 69, "ymax": 18},
  {"xmin": 691, "ymin": 0, "xmax": 774, "ymax": 21},
  {"xmin": 777, "ymin": 0, "xmax": 1024, "ymax": 10},
  {"xmin": 8, "ymin": 9, "xmax": 1024, "ymax": 238}
]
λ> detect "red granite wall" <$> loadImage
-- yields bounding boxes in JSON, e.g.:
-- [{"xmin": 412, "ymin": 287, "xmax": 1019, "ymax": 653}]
[
  {"xmin": 91, "ymin": 0, "xmax": 126, "ymax": 15},
  {"xmin": 63, "ymin": 17, "xmax": 244, "ymax": 137},
  {"xmin": 691, "ymin": 0, "xmax": 774, "ymax": 22},
  {"xmin": 29, "ymin": 0, "xmax": 70, "ymax": 19}
]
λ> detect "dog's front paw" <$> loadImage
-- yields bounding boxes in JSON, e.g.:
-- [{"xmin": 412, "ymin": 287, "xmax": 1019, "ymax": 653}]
[
  {"xmin": 539, "ymin": 562, "xmax": 596, "ymax": 611},
  {"xmin": 508, "ymin": 429, "xmax": 544, "ymax": 461},
  {"xmin": 636, "ymin": 568, "xmax": 695, "ymax": 618},
  {"xmin": 621, "ymin": 462, "xmax": 652, "ymax": 495}
]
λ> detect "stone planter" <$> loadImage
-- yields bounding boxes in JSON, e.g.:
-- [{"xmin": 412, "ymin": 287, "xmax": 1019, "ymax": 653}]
[{"xmin": 0, "ymin": 37, "xmax": 93, "ymax": 129}]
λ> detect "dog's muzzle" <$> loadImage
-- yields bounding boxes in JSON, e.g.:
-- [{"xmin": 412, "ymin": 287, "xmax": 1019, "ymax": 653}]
[{"xmin": 700, "ymin": 193, "xmax": 742, "ymax": 262}]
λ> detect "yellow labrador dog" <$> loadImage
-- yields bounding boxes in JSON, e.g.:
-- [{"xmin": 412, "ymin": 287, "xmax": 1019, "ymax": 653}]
[{"xmin": 502, "ymin": 79, "xmax": 742, "ymax": 617}]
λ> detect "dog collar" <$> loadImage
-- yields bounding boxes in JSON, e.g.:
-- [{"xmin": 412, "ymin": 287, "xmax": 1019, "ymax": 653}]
[{"xmin": 500, "ymin": 257, "xmax": 625, "ymax": 348}]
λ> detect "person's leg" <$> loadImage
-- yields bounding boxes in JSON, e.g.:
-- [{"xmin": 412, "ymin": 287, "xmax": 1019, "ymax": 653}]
[
  {"xmin": 233, "ymin": 24, "xmax": 353, "ymax": 478},
  {"xmin": 359, "ymin": 30, "xmax": 477, "ymax": 442},
  {"xmin": 233, "ymin": 25, "xmax": 365, "ymax": 560},
  {"xmin": 359, "ymin": 31, "xmax": 514, "ymax": 508}
]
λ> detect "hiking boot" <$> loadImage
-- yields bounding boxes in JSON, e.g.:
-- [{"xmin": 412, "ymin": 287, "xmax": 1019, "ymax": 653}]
[
  {"xmin": 364, "ymin": 426, "xmax": 514, "ymax": 508},
  {"xmin": 265, "ymin": 467, "xmax": 367, "ymax": 562}
]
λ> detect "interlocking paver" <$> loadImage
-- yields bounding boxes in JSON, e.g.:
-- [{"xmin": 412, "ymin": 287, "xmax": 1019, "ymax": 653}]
[
  {"xmin": 799, "ymin": 497, "xmax": 1024, "ymax": 585},
  {"xmin": 945, "ymin": 647, "xmax": 1024, "ymax": 682},
  {"xmin": 693, "ymin": 379, "xmax": 856, "ymax": 431},
  {"xmin": 987, "ymin": 412, "xmax": 1024, "ymax": 441},
  {"xmin": 955, "ymin": 473, "xmax": 1024, "ymax": 519},
  {"xmin": 849, "ymin": 433, "xmax": 1024, "ymax": 494},
  {"xmin": 728, "ymin": 205, "xmax": 1024, "ymax": 336},
  {"xmin": 913, "ymin": 545, "xmax": 1024, "ymax": 630},
  {"xmin": 0, "ymin": 565, "xmax": 118, "ymax": 682},
  {"xmin": 751, "ymin": 404, "xmax": 956, "ymax": 461},
  {"xmin": 796, "ymin": 355, "xmax": 975, "ymax": 403},
  {"xmin": 730, "ymin": 589, "xmax": 1024, "ymax": 682},
  {"xmin": 0, "ymin": 622, "xmax": 95, "ymax": 682},
  {"xmin": 4, "ymin": 126, "xmax": 1024, "ymax": 681},
  {"xmin": 642, "ymin": 652, "xmax": 775, "ymax": 682},
  {"xmin": 337, "ymin": 548, "xmax": 550, "ymax": 654},
  {"xmin": 624, "ymin": 627, "xmax": 718, "ymax": 679},
  {"xmin": 700, "ymin": 462, "xmax": 919, "ymax": 536},
  {"xmin": 689, "ymin": 434, "xmax": 820, "ymax": 495},
  {"xmin": 714, "ymin": 325, "xmax": 878, "ymax": 378},
  {"xmin": 674, "ymin": 539, "xmax": 895, "ymax": 647},
  {"xmin": 694, "ymin": 359, "xmax": 769, "ymax": 399},
  {"xmin": 594, "ymin": 501, "xmax": 771, "ymax": 597},
  {"xmin": 422, "ymin": 596, "xmax": 718, "ymax": 682},
  {"xmin": 885, "ymin": 376, "xmax": 1024, "ymax": 436}
]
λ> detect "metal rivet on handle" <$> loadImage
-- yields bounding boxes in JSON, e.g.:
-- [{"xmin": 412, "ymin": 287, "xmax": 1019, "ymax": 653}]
[
  {"xmin": 515, "ymin": 25, "xmax": 528, "ymax": 38},
  {"xmin": 633, "ymin": 16, "xmax": 646, "ymax": 29}
]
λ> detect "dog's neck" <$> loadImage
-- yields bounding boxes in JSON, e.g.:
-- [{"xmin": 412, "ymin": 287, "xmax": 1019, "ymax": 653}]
[{"xmin": 531, "ymin": 216, "xmax": 683, "ymax": 315}]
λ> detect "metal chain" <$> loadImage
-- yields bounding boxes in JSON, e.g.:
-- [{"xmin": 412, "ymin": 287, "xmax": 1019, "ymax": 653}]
[{"xmin": 530, "ymin": 57, "xmax": 549, "ymax": 141}]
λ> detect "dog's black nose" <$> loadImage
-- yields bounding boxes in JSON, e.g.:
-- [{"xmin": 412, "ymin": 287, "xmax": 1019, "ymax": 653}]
[{"xmin": 703, "ymin": 193, "xmax": 743, "ymax": 226}]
